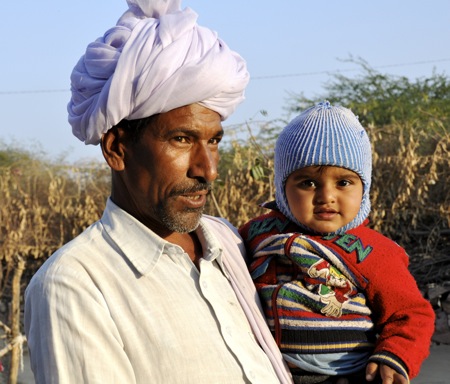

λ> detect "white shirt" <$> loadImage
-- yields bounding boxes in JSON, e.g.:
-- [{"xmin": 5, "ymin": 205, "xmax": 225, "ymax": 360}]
[{"xmin": 24, "ymin": 199, "xmax": 283, "ymax": 384}]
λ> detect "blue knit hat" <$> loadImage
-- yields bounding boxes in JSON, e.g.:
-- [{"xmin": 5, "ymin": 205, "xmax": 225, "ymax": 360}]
[{"xmin": 274, "ymin": 101, "xmax": 372, "ymax": 234}]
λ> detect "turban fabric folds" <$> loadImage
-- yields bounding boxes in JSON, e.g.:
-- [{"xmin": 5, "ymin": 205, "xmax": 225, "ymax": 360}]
[{"xmin": 68, "ymin": 0, "xmax": 250, "ymax": 145}]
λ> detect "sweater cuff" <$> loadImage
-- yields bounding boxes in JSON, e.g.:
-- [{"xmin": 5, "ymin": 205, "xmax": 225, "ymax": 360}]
[{"xmin": 368, "ymin": 351, "xmax": 409, "ymax": 382}]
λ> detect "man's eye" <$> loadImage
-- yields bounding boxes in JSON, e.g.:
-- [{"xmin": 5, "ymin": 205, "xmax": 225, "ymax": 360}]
[
  {"xmin": 209, "ymin": 137, "xmax": 222, "ymax": 145},
  {"xmin": 338, "ymin": 180, "xmax": 351, "ymax": 187},
  {"xmin": 174, "ymin": 136, "xmax": 188, "ymax": 143}
]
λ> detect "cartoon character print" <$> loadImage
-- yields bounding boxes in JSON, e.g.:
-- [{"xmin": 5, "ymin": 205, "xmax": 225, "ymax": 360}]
[{"xmin": 307, "ymin": 259, "xmax": 356, "ymax": 317}]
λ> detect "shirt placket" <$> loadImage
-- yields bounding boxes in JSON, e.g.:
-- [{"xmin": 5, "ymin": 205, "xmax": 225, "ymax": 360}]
[{"xmin": 199, "ymin": 258, "xmax": 264, "ymax": 383}]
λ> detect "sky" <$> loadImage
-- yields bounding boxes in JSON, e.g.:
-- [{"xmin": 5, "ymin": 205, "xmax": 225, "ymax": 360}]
[{"xmin": 1, "ymin": 1, "xmax": 449, "ymax": 163}]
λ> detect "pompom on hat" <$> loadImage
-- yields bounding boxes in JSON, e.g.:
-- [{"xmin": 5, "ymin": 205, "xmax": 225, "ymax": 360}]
[
  {"xmin": 67, "ymin": 0, "xmax": 249, "ymax": 145},
  {"xmin": 274, "ymin": 101, "xmax": 372, "ymax": 234}
]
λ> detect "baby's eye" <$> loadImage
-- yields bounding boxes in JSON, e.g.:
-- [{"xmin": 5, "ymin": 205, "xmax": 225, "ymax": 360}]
[
  {"xmin": 338, "ymin": 180, "xmax": 351, "ymax": 187},
  {"xmin": 300, "ymin": 180, "xmax": 316, "ymax": 188}
]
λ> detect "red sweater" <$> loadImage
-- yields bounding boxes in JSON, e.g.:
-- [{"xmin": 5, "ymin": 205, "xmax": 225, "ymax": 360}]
[{"xmin": 239, "ymin": 210, "xmax": 435, "ymax": 379}]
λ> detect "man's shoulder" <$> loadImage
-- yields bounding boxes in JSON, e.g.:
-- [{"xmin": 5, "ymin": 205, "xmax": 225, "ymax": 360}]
[
  {"xmin": 201, "ymin": 215, "xmax": 241, "ymax": 241},
  {"xmin": 202, "ymin": 214, "xmax": 234, "ymax": 228},
  {"xmin": 28, "ymin": 221, "xmax": 105, "ymax": 285},
  {"xmin": 201, "ymin": 215, "xmax": 247, "ymax": 258},
  {"xmin": 54, "ymin": 220, "xmax": 104, "ymax": 257}
]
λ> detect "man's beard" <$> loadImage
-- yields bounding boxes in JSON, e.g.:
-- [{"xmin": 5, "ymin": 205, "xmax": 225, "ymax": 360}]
[{"xmin": 158, "ymin": 182, "xmax": 212, "ymax": 233}]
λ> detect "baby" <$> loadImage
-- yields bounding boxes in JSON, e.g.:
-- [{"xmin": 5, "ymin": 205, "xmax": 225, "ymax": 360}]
[{"xmin": 239, "ymin": 101, "xmax": 435, "ymax": 384}]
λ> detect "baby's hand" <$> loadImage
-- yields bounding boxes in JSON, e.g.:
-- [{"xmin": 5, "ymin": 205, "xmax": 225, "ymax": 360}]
[{"xmin": 366, "ymin": 362, "xmax": 408, "ymax": 384}]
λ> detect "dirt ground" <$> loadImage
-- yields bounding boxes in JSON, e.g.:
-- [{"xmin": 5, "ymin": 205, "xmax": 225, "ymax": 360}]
[{"xmin": 15, "ymin": 343, "xmax": 450, "ymax": 383}]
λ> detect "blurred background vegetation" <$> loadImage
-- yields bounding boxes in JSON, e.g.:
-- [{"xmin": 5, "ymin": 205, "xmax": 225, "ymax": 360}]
[{"xmin": 1, "ymin": 61, "xmax": 449, "ymax": 382}]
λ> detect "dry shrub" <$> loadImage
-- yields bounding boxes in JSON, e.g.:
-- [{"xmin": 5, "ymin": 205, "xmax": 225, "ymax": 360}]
[
  {"xmin": 204, "ymin": 118, "xmax": 282, "ymax": 228},
  {"xmin": 0, "ymin": 159, "xmax": 110, "ymax": 381},
  {"xmin": 0, "ymin": 158, "xmax": 111, "ymax": 278},
  {"xmin": 370, "ymin": 126, "xmax": 449, "ymax": 285},
  {"xmin": 206, "ymin": 141, "xmax": 274, "ymax": 228},
  {"xmin": 1, "ymin": 162, "xmax": 110, "ymax": 265}
]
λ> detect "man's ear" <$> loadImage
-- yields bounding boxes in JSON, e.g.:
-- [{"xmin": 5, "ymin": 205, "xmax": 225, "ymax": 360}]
[{"xmin": 101, "ymin": 126, "xmax": 127, "ymax": 171}]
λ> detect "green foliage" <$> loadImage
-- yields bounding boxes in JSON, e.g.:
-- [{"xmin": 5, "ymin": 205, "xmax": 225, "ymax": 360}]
[
  {"xmin": 288, "ymin": 57, "xmax": 450, "ymax": 138},
  {"xmin": 0, "ymin": 143, "xmax": 41, "ymax": 167},
  {"xmin": 219, "ymin": 119, "xmax": 285, "ymax": 182}
]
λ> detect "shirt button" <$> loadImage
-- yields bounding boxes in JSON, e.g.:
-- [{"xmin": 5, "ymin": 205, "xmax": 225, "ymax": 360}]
[{"xmin": 202, "ymin": 281, "xmax": 208, "ymax": 289}]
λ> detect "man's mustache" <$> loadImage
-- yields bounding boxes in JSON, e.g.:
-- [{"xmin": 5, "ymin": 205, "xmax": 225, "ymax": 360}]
[{"xmin": 170, "ymin": 182, "xmax": 212, "ymax": 197}]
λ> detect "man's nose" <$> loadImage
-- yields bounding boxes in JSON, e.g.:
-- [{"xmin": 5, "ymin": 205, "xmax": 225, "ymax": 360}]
[{"xmin": 188, "ymin": 143, "xmax": 218, "ymax": 182}]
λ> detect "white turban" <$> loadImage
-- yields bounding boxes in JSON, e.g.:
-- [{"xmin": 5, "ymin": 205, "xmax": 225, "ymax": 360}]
[{"xmin": 68, "ymin": 0, "xmax": 250, "ymax": 145}]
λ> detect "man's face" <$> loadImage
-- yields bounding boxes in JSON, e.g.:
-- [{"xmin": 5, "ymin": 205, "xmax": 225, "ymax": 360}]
[{"xmin": 115, "ymin": 104, "xmax": 223, "ymax": 236}]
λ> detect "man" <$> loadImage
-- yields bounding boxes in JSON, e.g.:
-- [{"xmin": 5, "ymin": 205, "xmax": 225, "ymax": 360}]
[{"xmin": 24, "ymin": 0, "xmax": 292, "ymax": 383}]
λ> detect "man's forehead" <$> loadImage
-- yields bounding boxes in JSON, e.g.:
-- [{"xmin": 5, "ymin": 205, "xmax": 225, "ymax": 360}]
[{"xmin": 146, "ymin": 104, "xmax": 223, "ymax": 135}]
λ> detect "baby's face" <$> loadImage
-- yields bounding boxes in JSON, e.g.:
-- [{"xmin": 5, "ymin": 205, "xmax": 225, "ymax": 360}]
[{"xmin": 285, "ymin": 166, "xmax": 363, "ymax": 234}]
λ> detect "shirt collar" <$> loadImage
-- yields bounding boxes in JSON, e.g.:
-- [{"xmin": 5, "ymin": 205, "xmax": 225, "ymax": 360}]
[
  {"xmin": 100, "ymin": 198, "xmax": 225, "ymax": 276},
  {"xmin": 196, "ymin": 219, "xmax": 225, "ymax": 272}
]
